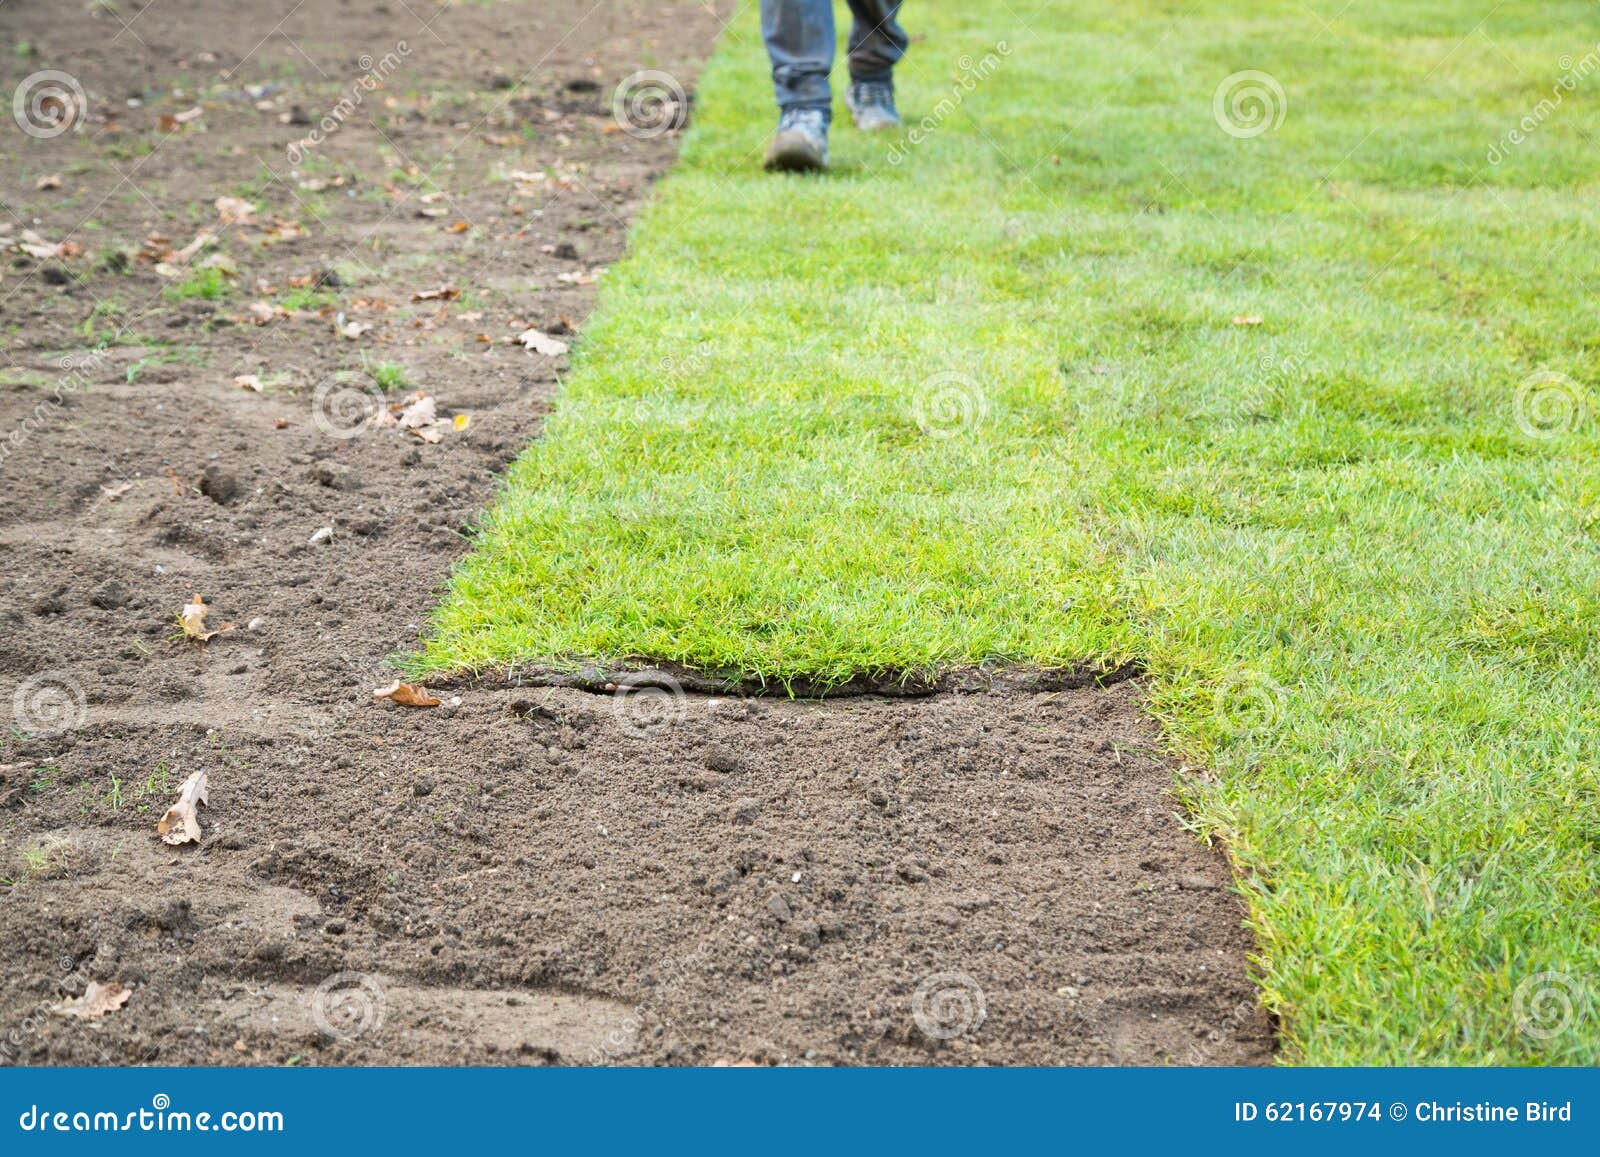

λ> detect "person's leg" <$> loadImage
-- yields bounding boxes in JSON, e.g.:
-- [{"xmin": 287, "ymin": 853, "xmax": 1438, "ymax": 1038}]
[
  {"xmin": 761, "ymin": 0, "xmax": 834, "ymax": 170},
  {"xmin": 842, "ymin": 0, "xmax": 905, "ymax": 130},
  {"xmin": 843, "ymin": 0, "xmax": 907, "ymax": 83},
  {"xmin": 761, "ymin": 0, "xmax": 835, "ymax": 112}
]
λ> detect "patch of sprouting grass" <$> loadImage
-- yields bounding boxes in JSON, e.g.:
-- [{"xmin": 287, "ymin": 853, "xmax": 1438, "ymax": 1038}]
[
  {"xmin": 124, "ymin": 346, "xmax": 198, "ymax": 384},
  {"xmin": 163, "ymin": 266, "xmax": 231, "ymax": 302},
  {"xmin": 0, "ymin": 368, "xmax": 46, "ymax": 389},
  {"xmin": 16, "ymin": 837, "xmax": 71, "ymax": 878},
  {"xmin": 131, "ymin": 762, "xmax": 174, "ymax": 814},
  {"xmin": 81, "ymin": 300, "xmax": 125, "ymax": 344},
  {"xmin": 328, "ymin": 261, "xmax": 366, "ymax": 287},
  {"xmin": 101, "ymin": 137, "xmax": 157, "ymax": 161},
  {"xmin": 384, "ymin": 166, "xmax": 439, "ymax": 192},
  {"xmin": 415, "ymin": 0, "xmax": 1600, "ymax": 1064},
  {"xmin": 361, "ymin": 353, "xmax": 413, "ymax": 392},
  {"xmin": 279, "ymin": 287, "xmax": 337, "ymax": 312}
]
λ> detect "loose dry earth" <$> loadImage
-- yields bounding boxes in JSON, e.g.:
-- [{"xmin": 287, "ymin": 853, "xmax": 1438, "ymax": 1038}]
[{"xmin": 0, "ymin": 0, "xmax": 1270, "ymax": 1065}]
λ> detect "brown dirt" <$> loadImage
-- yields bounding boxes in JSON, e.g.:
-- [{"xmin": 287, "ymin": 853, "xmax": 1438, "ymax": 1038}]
[{"xmin": 0, "ymin": 0, "xmax": 1271, "ymax": 1066}]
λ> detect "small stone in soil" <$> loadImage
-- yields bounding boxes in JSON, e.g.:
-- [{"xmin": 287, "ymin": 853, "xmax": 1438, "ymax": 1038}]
[
  {"xmin": 704, "ymin": 745, "xmax": 741, "ymax": 774},
  {"xmin": 90, "ymin": 580, "xmax": 130, "ymax": 610},
  {"xmin": 199, "ymin": 465, "xmax": 239, "ymax": 505}
]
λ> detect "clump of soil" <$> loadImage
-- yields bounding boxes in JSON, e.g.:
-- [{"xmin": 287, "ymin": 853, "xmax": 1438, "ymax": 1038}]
[{"xmin": 0, "ymin": 0, "xmax": 1269, "ymax": 1066}]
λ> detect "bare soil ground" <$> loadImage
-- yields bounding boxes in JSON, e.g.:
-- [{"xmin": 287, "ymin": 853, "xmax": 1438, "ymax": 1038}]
[{"xmin": 0, "ymin": 0, "xmax": 1270, "ymax": 1066}]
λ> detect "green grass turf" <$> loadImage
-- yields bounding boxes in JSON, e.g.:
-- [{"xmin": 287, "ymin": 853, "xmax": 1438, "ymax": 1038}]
[{"xmin": 415, "ymin": 1, "xmax": 1600, "ymax": 1063}]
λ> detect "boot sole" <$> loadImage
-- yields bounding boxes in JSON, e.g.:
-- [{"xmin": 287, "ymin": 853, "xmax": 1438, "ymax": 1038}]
[{"xmin": 763, "ymin": 130, "xmax": 828, "ymax": 172}]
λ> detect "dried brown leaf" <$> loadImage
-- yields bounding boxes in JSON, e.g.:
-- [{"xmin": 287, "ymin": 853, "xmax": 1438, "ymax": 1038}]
[
  {"xmin": 517, "ymin": 328, "xmax": 569, "ymax": 357},
  {"xmin": 179, "ymin": 593, "xmax": 234, "ymax": 642},
  {"xmin": 157, "ymin": 770, "xmax": 208, "ymax": 846},
  {"xmin": 51, "ymin": 980, "xmax": 133, "ymax": 1020},
  {"xmin": 164, "ymin": 230, "xmax": 216, "ymax": 267},
  {"xmin": 396, "ymin": 392, "xmax": 437, "ymax": 429},
  {"xmin": 215, "ymin": 196, "xmax": 257, "ymax": 226},
  {"xmin": 373, "ymin": 679, "xmax": 441, "ymax": 708}
]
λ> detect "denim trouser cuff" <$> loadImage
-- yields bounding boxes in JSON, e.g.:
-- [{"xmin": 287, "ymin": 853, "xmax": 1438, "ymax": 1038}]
[{"xmin": 761, "ymin": 0, "xmax": 907, "ymax": 110}]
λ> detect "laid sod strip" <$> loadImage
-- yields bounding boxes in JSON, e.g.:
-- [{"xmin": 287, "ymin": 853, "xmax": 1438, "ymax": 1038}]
[{"xmin": 418, "ymin": 1, "xmax": 1600, "ymax": 1063}]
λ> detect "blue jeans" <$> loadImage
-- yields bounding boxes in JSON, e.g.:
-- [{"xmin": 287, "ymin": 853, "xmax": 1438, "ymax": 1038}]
[{"xmin": 761, "ymin": 0, "xmax": 907, "ymax": 112}]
